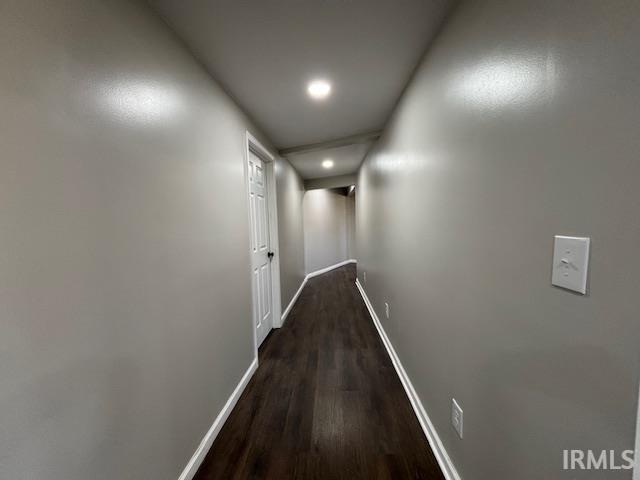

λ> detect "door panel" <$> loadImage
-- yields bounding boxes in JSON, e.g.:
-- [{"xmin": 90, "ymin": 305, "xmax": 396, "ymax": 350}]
[{"xmin": 248, "ymin": 151, "xmax": 272, "ymax": 347}]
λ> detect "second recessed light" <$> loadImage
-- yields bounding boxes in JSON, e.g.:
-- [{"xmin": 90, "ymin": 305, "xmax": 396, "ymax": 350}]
[
  {"xmin": 322, "ymin": 159, "xmax": 334, "ymax": 169},
  {"xmin": 307, "ymin": 80, "xmax": 332, "ymax": 100}
]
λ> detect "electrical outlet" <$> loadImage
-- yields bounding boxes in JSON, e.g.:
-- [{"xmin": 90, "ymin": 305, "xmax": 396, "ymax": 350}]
[
  {"xmin": 452, "ymin": 399, "xmax": 463, "ymax": 439},
  {"xmin": 384, "ymin": 302, "xmax": 390, "ymax": 319}
]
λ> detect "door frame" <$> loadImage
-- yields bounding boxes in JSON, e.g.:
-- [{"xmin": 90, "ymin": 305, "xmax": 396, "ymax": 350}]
[{"xmin": 243, "ymin": 131, "xmax": 282, "ymax": 359}]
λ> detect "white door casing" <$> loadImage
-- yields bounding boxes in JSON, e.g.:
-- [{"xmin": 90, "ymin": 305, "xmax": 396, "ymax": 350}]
[{"xmin": 248, "ymin": 150, "xmax": 273, "ymax": 347}]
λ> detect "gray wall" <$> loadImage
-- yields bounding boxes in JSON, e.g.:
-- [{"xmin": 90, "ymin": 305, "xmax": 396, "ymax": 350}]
[
  {"xmin": 0, "ymin": 1, "xmax": 276, "ymax": 479},
  {"xmin": 276, "ymin": 157, "xmax": 306, "ymax": 309},
  {"xmin": 303, "ymin": 189, "xmax": 348, "ymax": 273},
  {"xmin": 346, "ymin": 194, "xmax": 356, "ymax": 260},
  {"xmin": 356, "ymin": 0, "xmax": 640, "ymax": 479}
]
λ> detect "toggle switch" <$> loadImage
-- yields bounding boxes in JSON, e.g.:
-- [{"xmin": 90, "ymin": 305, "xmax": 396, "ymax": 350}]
[{"xmin": 552, "ymin": 235, "xmax": 590, "ymax": 294}]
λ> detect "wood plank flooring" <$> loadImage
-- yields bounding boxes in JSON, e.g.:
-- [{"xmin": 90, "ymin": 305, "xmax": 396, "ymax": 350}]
[{"xmin": 194, "ymin": 264, "xmax": 445, "ymax": 480}]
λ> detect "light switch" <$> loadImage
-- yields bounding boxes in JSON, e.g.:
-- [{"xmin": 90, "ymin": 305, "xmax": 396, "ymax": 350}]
[{"xmin": 552, "ymin": 235, "xmax": 590, "ymax": 294}]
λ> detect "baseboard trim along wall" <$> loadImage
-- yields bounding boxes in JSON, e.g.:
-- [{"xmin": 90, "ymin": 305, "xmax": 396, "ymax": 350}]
[
  {"xmin": 355, "ymin": 279, "xmax": 462, "ymax": 480},
  {"xmin": 281, "ymin": 259, "xmax": 357, "ymax": 325},
  {"xmin": 178, "ymin": 358, "xmax": 258, "ymax": 480},
  {"xmin": 281, "ymin": 277, "xmax": 308, "ymax": 325},
  {"xmin": 307, "ymin": 259, "xmax": 356, "ymax": 279}
]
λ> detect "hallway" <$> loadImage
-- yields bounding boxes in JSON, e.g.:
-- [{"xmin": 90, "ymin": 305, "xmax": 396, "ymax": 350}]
[
  {"xmin": 4, "ymin": 1, "xmax": 640, "ymax": 478},
  {"xmin": 195, "ymin": 264, "xmax": 444, "ymax": 479}
]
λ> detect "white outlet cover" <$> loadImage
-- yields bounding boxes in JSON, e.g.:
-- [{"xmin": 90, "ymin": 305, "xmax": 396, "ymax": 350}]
[
  {"xmin": 552, "ymin": 236, "xmax": 590, "ymax": 294},
  {"xmin": 452, "ymin": 398, "xmax": 463, "ymax": 439}
]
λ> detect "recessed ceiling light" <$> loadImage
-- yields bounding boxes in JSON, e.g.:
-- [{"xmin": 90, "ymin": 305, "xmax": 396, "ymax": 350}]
[
  {"xmin": 322, "ymin": 159, "xmax": 334, "ymax": 169},
  {"xmin": 307, "ymin": 80, "xmax": 332, "ymax": 100}
]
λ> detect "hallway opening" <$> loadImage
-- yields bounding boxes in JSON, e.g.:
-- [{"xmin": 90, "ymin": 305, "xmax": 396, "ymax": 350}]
[{"xmin": 303, "ymin": 187, "xmax": 356, "ymax": 276}]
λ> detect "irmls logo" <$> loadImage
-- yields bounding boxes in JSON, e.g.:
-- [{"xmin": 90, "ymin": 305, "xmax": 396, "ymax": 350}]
[{"xmin": 563, "ymin": 450, "xmax": 635, "ymax": 470}]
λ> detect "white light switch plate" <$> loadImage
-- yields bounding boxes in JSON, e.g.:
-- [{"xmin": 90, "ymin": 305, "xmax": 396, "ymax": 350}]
[{"xmin": 552, "ymin": 235, "xmax": 590, "ymax": 294}]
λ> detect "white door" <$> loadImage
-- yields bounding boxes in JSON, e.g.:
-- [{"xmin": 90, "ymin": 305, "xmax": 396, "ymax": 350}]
[{"xmin": 248, "ymin": 150, "xmax": 273, "ymax": 347}]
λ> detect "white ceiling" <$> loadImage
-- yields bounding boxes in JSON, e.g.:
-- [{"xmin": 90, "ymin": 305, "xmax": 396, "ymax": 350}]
[
  {"xmin": 149, "ymin": 0, "xmax": 454, "ymax": 150},
  {"xmin": 286, "ymin": 142, "xmax": 374, "ymax": 179}
]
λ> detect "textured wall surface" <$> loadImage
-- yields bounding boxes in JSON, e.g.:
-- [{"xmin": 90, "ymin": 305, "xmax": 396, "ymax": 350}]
[
  {"xmin": 356, "ymin": 0, "xmax": 640, "ymax": 478},
  {"xmin": 346, "ymin": 194, "xmax": 356, "ymax": 260},
  {"xmin": 303, "ymin": 190, "xmax": 349, "ymax": 273},
  {"xmin": 276, "ymin": 157, "xmax": 306, "ymax": 310},
  {"xmin": 0, "ymin": 1, "xmax": 275, "ymax": 478}
]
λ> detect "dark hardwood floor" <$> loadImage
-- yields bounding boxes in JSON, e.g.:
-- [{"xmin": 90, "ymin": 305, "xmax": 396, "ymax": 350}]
[{"xmin": 194, "ymin": 264, "xmax": 445, "ymax": 480}]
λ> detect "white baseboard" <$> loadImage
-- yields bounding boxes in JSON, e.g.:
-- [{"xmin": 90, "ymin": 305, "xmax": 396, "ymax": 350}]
[
  {"xmin": 306, "ymin": 259, "xmax": 357, "ymax": 279},
  {"xmin": 281, "ymin": 276, "xmax": 308, "ymax": 325},
  {"xmin": 178, "ymin": 358, "xmax": 258, "ymax": 480},
  {"xmin": 280, "ymin": 259, "xmax": 357, "ymax": 325},
  {"xmin": 355, "ymin": 279, "xmax": 461, "ymax": 480}
]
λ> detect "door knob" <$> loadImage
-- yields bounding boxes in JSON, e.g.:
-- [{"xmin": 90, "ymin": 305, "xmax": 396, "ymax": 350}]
[{"xmin": 267, "ymin": 251, "xmax": 275, "ymax": 259}]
